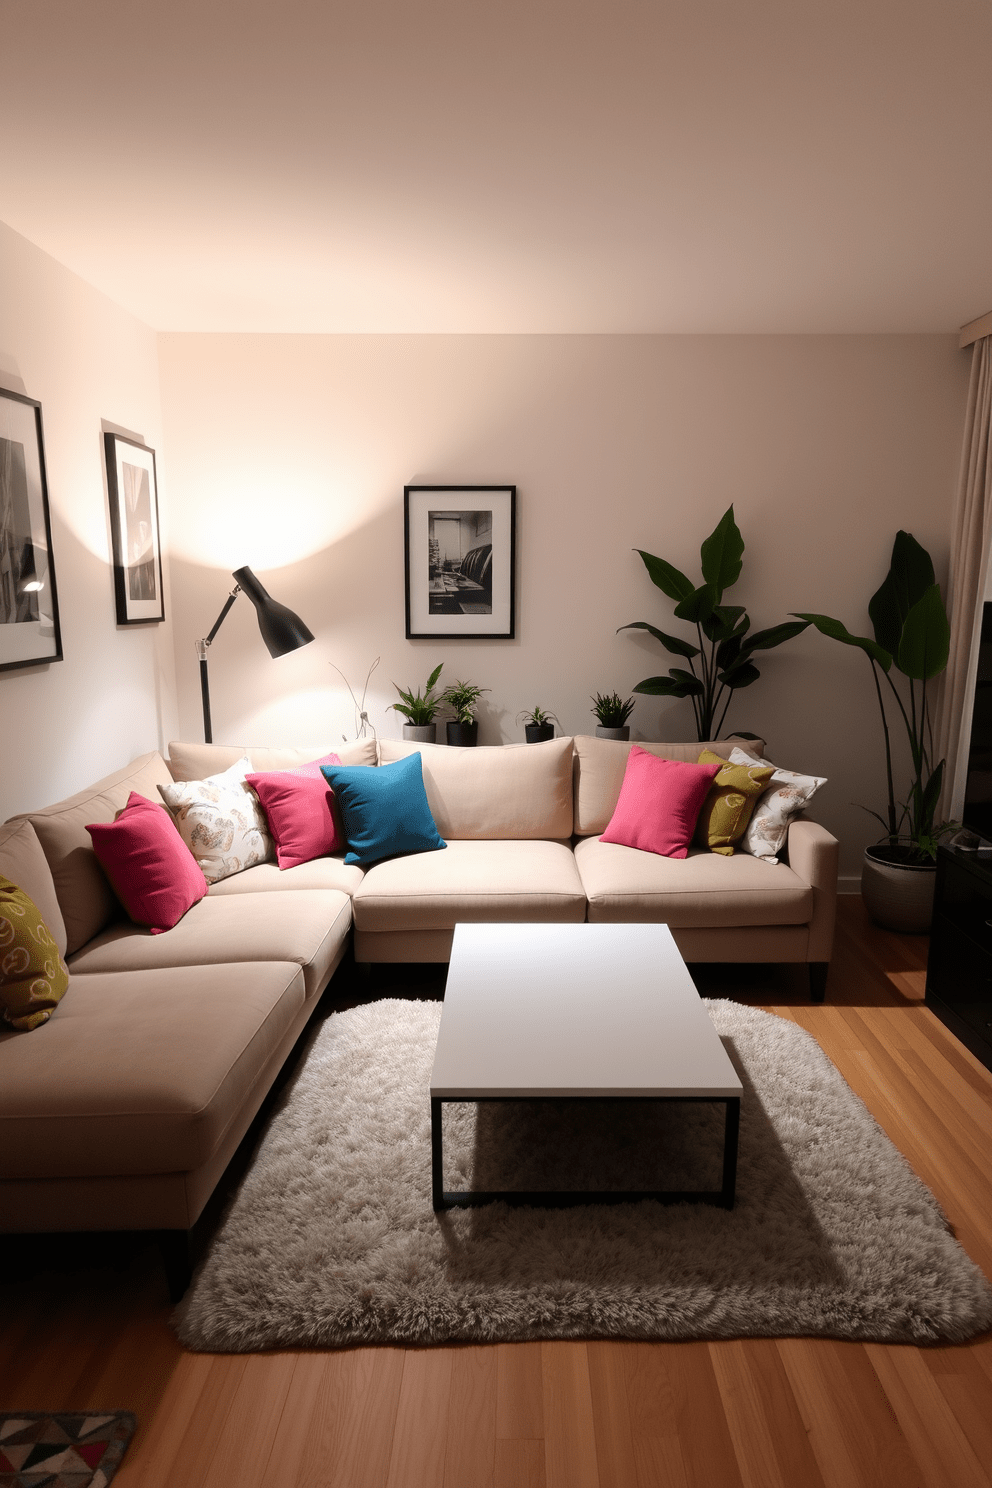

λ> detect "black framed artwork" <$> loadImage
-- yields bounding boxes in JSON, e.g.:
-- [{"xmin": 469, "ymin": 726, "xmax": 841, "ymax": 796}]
[
  {"xmin": 0, "ymin": 387, "xmax": 62, "ymax": 671},
  {"xmin": 404, "ymin": 485, "xmax": 515, "ymax": 639},
  {"xmin": 105, "ymin": 433, "xmax": 164, "ymax": 624}
]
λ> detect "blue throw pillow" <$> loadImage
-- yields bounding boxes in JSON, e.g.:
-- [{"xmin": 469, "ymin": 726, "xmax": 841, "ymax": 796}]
[{"xmin": 320, "ymin": 753, "xmax": 446, "ymax": 868}]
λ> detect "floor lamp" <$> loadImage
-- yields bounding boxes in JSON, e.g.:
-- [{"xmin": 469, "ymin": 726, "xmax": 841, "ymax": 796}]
[{"xmin": 197, "ymin": 566, "xmax": 315, "ymax": 742}]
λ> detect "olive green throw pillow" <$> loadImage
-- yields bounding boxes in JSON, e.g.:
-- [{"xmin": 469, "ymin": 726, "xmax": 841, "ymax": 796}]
[
  {"xmin": 695, "ymin": 750, "xmax": 775, "ymax": 856},
  {"xmin": 0, "ymin": 875, "xmax": 70, "ymax": 1031}
]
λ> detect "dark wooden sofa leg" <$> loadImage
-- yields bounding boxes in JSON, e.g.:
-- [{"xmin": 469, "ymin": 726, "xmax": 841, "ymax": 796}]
[
  {"xmin": 808, "ymin": 963, "xmax": 828, "ymax": 1004},
  {"xmin": 158, "ymin": 1229, "xmax": 192, "ymax": 1303}
]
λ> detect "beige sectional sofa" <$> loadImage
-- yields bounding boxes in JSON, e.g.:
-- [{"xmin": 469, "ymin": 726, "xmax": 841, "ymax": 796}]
[{"xmin": 0, "ymin": 730, "xmax": 837, "ymax": 1293}]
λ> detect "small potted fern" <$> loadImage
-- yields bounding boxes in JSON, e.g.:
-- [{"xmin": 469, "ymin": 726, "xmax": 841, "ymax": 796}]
[
  {"xmin": 517, "ymin": 706, "xmax": 559, "ymax": 743},
  {"xmin": 388, "ymin": 663, "xmax": 444, "ymax": 742},
  {"xmin": 442, "ymin": 679, "xmax": 489, "ymax": 746},
  {"xmin": 592, "ymin": 691, "xmax": 635, "ymax": 740}
]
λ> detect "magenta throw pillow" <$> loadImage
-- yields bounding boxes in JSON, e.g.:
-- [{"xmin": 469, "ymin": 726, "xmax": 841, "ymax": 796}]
[
  {"xmin": 600, "ymin": 747, "xmax": 722, "ymax": 859},
  {"xmin": 86, "ymin": 791, "xmax": 208, "ymax": 933},
  {"xmin": 246, "ymin": 752, "xmax": 342, "ymax": 870}
]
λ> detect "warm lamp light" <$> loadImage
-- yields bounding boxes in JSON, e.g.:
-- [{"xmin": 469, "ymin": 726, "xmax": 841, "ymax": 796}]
[{"xmin": 197, "ymin": 565, "xmax": 314, "ymax": 742}]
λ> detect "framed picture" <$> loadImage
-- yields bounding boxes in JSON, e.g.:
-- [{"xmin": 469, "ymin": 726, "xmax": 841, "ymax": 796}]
[
  {"xmin": 405, "ymin": 485, "xmax": 516, "ymax": 639},
  {"xmin": 0, "ymin": 388, "xmax": 62, "ymax": 671},
  {"xmin": 105, "ymin": 433, "xmax": 164, "ymax": 624}
]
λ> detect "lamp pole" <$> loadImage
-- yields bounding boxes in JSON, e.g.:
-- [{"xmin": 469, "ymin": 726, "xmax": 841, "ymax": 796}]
[{"xmin": 197, "ymin": 583, "xmax": 241, "ymax": 744}]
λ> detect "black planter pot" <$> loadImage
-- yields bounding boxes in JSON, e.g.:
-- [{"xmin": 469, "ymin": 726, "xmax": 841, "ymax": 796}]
[
  {"xmin": 446, "ymin": 721, "xmax": 479, "ymax": 747},
  {"xmin": 524, "ymin": 723, "xmax": 555, "ymax": 743}
]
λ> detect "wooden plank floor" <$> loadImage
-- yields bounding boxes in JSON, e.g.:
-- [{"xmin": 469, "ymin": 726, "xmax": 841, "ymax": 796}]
[{"xmin": 2, "ymin": 897, "xmax": 991, "ymax": 1487}]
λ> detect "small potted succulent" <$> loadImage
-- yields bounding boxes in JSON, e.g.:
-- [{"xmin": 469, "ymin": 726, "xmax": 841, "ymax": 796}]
[
  {"xmin": 592, "ymin": 691, "xmax": 635, "ymax": 740},
  {"xmin": 442, "ymin": 679, "xmax": 489, "ymax": 746},
  {"xmin": 517, "ymin": 706, "xmax": 559, "ymax": 743},
  {"xmin": 388, "ymin": 663, "xmax": 444, "ymax": 742}
]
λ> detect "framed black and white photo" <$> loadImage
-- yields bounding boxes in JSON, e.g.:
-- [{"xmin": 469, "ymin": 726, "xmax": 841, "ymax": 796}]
[
  {"xmin": 404, "ymin": 485, "xmax": 515, "ymax": 639},
  {"xmin": 105, "ymin": 433, "xmax": 164, "ymax": 624},
  {"xmin": 0, "ymin": 387, "xmax": 62, "ymax": 671}
]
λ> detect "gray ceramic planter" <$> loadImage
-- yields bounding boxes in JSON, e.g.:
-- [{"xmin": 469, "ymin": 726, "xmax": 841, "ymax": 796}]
[
  {"xmin": 595, "ymin": 725, "xmax": 630, "ymax": 740},
  {"xmin": 402, "ymin": 724, "xmax": 436, "ymax": 744},
  {"xmin": 861, "ymin": 846, "xmax": 936, "ymax": 933}
]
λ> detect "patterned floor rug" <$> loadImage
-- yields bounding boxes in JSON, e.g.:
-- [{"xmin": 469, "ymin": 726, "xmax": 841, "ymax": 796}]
[
  {"xmin": 174, "ymin": 998, "xmax": 992, "ymax": 1351},
  {"xmin": 0, "ymin": 1412, "xmax": 135, "ymax": 1487}
]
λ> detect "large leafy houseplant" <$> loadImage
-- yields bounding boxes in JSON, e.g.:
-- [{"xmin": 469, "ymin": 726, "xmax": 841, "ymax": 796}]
[
  {"xmin": 794, "ymin": 531, "xmax": 952, "ymax": 863},
  {"xmin": 619, "ymin": 506, "xmax": 808, "ymax": 740}
]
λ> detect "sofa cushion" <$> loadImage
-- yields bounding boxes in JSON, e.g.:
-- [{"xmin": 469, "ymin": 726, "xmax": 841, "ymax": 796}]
[
  {"xmin": 167, "ymin": 738, "xmax": 376, "ymax": 781},
  {"xmin": 321, "ymin": 754, "xmax": 446, "ymax": 868},
  {"xmin": 600, "ymin": 748, "xmax": 721, "ymax": 859},
  {"xmin": 0, "ymin": 876, "xmax": 70, "ymax": 1031},
  {"xmin": 158, "ymin": 757, "xmax": 274, "ymax": 884},
  {"xmin": 353, "ymin": 838, "xmax": 587, "ymax": 932},
  {"xmin": 16, "ymin": 752, "xmax": 176, "ymax": 955},
  {"xmin": 246, "ymin": 753, "xmax": 343, "ymax": 868},
  {"xmin": 0, "ymin": 819, "xmax": 66, "ymax": 958},
  {"xmin": 728, "ymin": 747, "xmax": 827, "ymax": 863},
  {"xmin": 572, "ymin": 734, "xmax": 766, "ymax": 837},
  {"xmin": 378, "ymin": 736, "xmax": 574, "ymax": 839},
  {"xmin": 695, "ymin": 750, "xmax": 775, "ymax": 856},
  {"xmin": 86, "ymin": 792, "xmax": 208, "ymax": 933},
  {"xmin": 65, "ymin": 889, "xmax": 352, "ymax": 999},
  {"xmin": 206, "ymin": 856, "xmax": 364, "ymax": 896},
  {"xmin": 0, "ymin": 961, "xmax": 306, "ymax": 1178},
  {"xmin": 573, "ymin": 834, "xmax": 812, "ymax": 927}
]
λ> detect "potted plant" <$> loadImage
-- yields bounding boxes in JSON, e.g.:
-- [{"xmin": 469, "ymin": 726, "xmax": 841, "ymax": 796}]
[
  {"xmin": 517, "ymin": 706, "xmax": 559, "ymax": 743},
  {"xmin": 441, "ymin": 679, "xmax": 489, "ymax": 747},
  {"xmin": 388, "ymin": 663, "xmax": 444, "ymax": 743},
  {"xmin": 592, "ymin": 691, "xmax": 635, "ymax": 740},
  {"xmin": 619, "ymin": 505, "xmax": 807, "ymax": 741},
  {"xmin": 794, "ymin": 531, "xmax": 955, "ymax": 932}
]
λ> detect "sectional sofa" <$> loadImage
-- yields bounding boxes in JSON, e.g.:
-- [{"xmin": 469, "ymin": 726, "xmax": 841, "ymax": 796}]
[{"xmin": 0, "ymin": 732, "xmax": 837, "ymax": 1294}]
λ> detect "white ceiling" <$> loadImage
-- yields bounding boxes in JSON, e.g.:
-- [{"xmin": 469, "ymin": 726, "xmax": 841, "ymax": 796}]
[{"xmin": 2, "ymin": 0, "xmax": 990, "ymax": 333}]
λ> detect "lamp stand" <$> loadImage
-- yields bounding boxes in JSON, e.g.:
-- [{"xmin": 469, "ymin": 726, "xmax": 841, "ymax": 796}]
[{"xmin": 197, "ymin": 584, "xmax": 241, "ymax": 743}]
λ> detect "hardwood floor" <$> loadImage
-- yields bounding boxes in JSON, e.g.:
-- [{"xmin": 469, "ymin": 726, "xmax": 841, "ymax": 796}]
[{"xmin": 2, "ymin": 897, "xmax": 991, "ymax": 1487}]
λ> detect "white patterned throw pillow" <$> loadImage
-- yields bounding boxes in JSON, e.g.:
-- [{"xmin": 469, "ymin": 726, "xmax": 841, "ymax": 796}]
[
  {"xmin": 728, "ymin": 747, "xmax": 826, "ymax": 864},
  {"xmin": 158, "ymin": 756, "xmax": 273, "ymax": 884}
]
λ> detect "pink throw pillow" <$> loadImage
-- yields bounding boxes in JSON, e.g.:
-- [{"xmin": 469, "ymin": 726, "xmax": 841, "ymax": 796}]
[
  {"xmin": 246, "ymin": 752, "xmax": 342, "ymax": 870},
  {"xmin": 86, "ymin": 791, "xmax": 207, "ymax": 933},
  {"xmin": 600, "ymin": 747, "xmax": 722, "ymax": 859}
]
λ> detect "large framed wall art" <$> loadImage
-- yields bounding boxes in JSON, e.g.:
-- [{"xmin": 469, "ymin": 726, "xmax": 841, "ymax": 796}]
[
  {"xmin": 404, "ymin": 484, "xmax": 516, "ymax": 639},
  {"xmin": 104, "ymin": 433, "xmax": 164, "ymax": 624},
  {"xmin": 0, "ymin": 387, "xmax": 62, "ymax": 671}
]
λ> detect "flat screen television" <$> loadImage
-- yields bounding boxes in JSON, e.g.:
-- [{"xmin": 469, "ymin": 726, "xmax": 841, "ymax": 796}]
[{"xmin": 963, "ymin": 601, "xmax": 992, "ymax": 842}]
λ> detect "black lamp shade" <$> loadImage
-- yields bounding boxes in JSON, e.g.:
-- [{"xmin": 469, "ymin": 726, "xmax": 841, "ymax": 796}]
[{"xmin": 233, "ymin": 566, "xmax": 315, "ymax": 658}]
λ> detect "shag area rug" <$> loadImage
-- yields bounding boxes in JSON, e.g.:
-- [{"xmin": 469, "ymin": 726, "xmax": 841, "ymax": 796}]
[{"xmin": 175, "ymin": 998, "xmax": 992, "ymax": 1351}]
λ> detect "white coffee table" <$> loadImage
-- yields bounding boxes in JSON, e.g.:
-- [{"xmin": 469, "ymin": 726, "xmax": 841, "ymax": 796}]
[{"xmin": 430, "ymin": 922, "xmax": 743, "ymax": 1211}]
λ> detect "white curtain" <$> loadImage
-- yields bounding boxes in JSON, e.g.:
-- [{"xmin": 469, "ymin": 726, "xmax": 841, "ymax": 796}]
[{"xmin": 937, "ymin": 336, "xmax": 992, "ymax": 820}]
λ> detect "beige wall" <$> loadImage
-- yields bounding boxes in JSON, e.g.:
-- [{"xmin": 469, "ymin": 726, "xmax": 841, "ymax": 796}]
[
  {"xmin": 158, "ymin": 332, "xmax": 968, "ymax": 882},
  {"xmin": 0, "ymin": 222, "xmax": 178, "ymax": 820}
]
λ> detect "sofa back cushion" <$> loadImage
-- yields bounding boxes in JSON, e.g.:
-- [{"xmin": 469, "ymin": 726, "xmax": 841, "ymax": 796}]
[
  {"xmin": 0, "ymin": 819, "xmax": 67, "ymax": 958},
  {"xmin": 17, "ymin": 752, "xmax": 175, "ymax": 954},
  {"xmin": 167, "ymin": 738, "xmax": 375, "ymax": 780},
  {"xmin": 377, "ymin": 737, "xmax": 574, "ymax": 839},
  {"xmin": 572, "ymin": 734, "xmax": 766, "ymax": 837}
]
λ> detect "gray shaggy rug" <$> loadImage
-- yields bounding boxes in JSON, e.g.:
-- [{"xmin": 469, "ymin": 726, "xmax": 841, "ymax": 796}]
[{"xmin": 174, "ymin": 998, "xmax": 992, "ymax": 1350}]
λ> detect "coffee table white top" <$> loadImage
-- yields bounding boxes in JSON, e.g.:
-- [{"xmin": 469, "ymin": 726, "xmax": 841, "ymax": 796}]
[{"xmin": 431, "ymin": 922, "xmax": 743, "ymax": 1099}]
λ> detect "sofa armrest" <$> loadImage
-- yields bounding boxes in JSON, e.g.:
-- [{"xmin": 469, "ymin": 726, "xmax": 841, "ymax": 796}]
[{"xmin": 786, "ymin": 817, "xmax": 839, "ymax": 962}]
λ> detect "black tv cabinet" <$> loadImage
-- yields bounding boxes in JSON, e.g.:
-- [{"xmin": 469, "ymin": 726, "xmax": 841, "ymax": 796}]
[{"xmin": 925, "ymin": 845, "xmax": 992, "ymax": 1074}]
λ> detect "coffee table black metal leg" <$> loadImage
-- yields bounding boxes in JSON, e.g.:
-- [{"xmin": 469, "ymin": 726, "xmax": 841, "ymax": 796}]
[
  {"xmin": 721, "ymin": 1097, "xmax": 740, "ymax": 1208},
  {"xmin": 431, "ymin": 1098, "xmax": 444, "ymax": 1210}
]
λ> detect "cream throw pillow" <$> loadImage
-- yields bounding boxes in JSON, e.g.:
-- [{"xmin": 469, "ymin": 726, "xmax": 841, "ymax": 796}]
[
  {"xmin": 728, "ymin": 747, "xmax": 826, "ymax": 864},
  {"xmin": 158, "ymin": 756, "xmax": 273, "ymax": 884}
]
